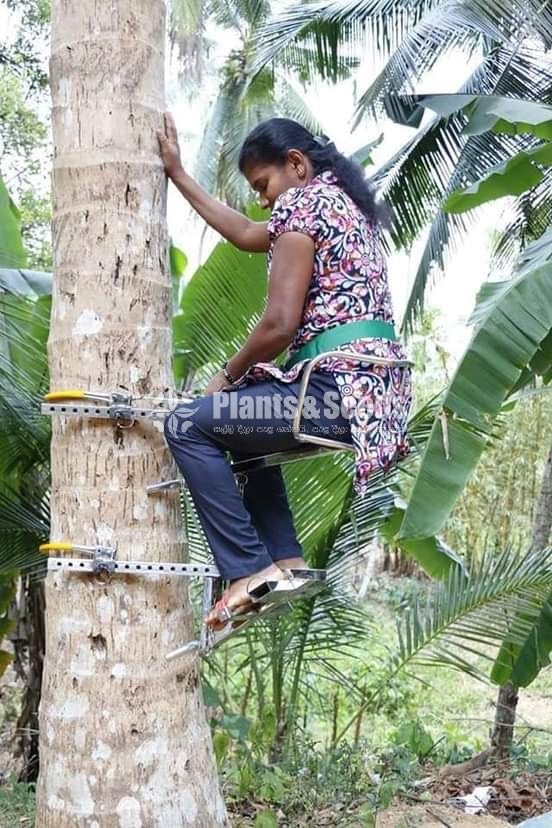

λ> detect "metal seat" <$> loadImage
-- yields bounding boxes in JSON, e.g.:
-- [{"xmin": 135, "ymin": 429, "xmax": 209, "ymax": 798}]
[
  {"xmin": 147, "ymin": 350, "xmax": 411, "ymax": 491},
  {"xmin": 230, "ymin": 349, "xmax": 412, "ymax": 473}
]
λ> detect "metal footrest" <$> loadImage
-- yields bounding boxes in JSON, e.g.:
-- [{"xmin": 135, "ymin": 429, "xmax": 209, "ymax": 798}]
[{"xmin": 166, "ymin": 601, "xmax": 291, "ymax": 659}]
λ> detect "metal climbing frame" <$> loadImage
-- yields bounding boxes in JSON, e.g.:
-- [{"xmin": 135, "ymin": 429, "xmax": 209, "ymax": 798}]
[{"xmin": 40, "ymin": 352, "xmax": 412, "ymax": 656}]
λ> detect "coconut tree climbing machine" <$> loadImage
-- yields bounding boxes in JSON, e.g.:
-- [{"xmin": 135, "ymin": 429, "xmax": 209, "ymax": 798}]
[{"xmin": 39, "ymin": 350, "xmax": 412, "ymax": 655}]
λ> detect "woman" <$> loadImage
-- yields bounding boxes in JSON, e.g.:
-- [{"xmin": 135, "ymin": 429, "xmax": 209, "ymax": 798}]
[{"xmin": 157, "ymin": 113, "xmax": 411, "ymax": 627}]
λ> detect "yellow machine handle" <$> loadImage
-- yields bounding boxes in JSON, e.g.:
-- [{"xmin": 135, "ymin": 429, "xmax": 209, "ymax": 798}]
[
  {"xmin": 44, "ymin": 390, "xmax": 86, "ymax": 402},
  {"xmin": 39, "ymin": 542, "xmax": 73, "ymax": 554}
]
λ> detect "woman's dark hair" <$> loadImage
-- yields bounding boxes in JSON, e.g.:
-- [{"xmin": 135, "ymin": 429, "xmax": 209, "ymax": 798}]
[{"xmin": 238, "ymin": 117, "xmax": 387, "ymax": 226}]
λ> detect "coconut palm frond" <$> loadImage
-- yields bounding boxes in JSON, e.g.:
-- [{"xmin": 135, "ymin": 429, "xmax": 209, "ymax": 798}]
[
  {"xmin": 275, "ymin": 76, "xmax": 324, "ymax": 136},
  {"xmin": 333, "ymin": 545, "xmax": 552, "ymax": 743},
  {"xmin": 194, "ymin": 84, "xmax": 244, "ymax": 197},
  {"xmin": 392, "ymin": 546, "xmax": 552, "ymax": 678},
  {"xmin": 169, "ymin": 0, "xmax": 212, "ymax": 82},
  {"xmin": 254, "ymin": 0, "xmax": 550, "ymax": 84},
  {"xmin": 254, "ymin": 0, "xmax": 445, "ymax": 82},
  {"xmin": 354, "ymin": 3, "xmax": 505, "ymax": 123},
  {"xmin": 0, "ymin": 488, "xmax": 50, "ymax": 577},
  {"xmin": 491, "ymin": 169, "xmax": 552, "ymax": 270},
  {"xmin": 376, "ymin": 48, "xmax": 552, "ymax": 330}
]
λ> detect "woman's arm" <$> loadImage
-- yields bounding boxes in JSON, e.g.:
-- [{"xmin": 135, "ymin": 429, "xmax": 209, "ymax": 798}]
[
  {"xmin": 223, "ymin": 232, "xmax": 314, "ymax": 380},
  {"xmin": 157, "ymin": 113, "xmax": 269, "ymax": 253}
]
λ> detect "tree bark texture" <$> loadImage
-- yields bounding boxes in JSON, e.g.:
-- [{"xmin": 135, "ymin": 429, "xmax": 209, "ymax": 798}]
[
  {"xmin": 491, "ymin": 436, "xmax": 552, "ymax": 757},
  {"xmin": 491, "ymin": 681, "xmax": 519, "ymax": 758},
  {"xmin": 35, "ymin": 2, "xmax": 227, "ymax": 824},
  {"xmin": 531, "ymin": 441, "xmax": 552, "ymax": 553}
]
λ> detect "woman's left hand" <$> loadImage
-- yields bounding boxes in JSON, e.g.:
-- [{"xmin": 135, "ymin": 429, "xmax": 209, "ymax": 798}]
[{"xmin": 204, "ymin": 370, "xmax": 233, "ymax": 395}]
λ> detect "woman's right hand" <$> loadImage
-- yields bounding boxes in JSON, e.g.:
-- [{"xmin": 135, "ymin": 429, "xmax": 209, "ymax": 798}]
[{"xmin": 157, "ymin": 112, "xmax": 183, "ymax": 179}]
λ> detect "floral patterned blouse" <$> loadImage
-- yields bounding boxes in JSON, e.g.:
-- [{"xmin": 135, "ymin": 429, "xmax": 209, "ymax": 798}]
[{"xmin": 239, "ymin": 170, "xmax": 412, "ymax": 495}]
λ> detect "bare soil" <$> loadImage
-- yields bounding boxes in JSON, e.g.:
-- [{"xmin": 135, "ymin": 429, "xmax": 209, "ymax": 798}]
[{"xmin": 376, "ymin": 802, "xmax": 509, "ymax": 827}]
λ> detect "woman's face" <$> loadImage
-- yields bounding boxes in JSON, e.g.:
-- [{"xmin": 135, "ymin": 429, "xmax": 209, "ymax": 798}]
[{"xmin": 243, "ymin": 150, "xmax": 314, "ymax": 210}]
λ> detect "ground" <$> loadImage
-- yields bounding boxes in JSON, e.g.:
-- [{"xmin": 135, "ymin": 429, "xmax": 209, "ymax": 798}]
[
  {"xmin": 0, "ymin": 579, "xmax": 551, "ymax": 826},
  {"xmin": 376, "ymin": 803, "xmax": 509, "ymax": 827}
]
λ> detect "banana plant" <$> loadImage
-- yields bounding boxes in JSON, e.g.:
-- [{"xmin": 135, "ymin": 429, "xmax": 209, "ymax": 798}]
[
  {"xmin": 385, "ymin": 94, "xmax": 552, "ymax": 214},
  {"xmin": 383, "ymin": 96, "xmax": 552, "ymax": 698},
  {"xmin": 0, "ymin": 173, "xmax": 27, "ymax": 270},
  {"xmin": 391, "ymin": 96, "xmax": 552, "ymax": 540},
  {"xmin": 398, "ymin": 226, "xmax": 552, "ymax": 542}
]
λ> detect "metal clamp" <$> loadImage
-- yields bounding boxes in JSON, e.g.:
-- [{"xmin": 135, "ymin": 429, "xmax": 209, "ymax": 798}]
[
  {"xmin": 40, "ymin": 544, "xmax": 285, "ymax": 658},
  {"xmin": 41, "ymin": 389, "xmax": 190, "ymax": 428},
  {"xmin": 40, "ymin": 541, "xmax": 220, "ymax": 579},
  {"xmin": 39, "ymin": 542, "xmax": 117, "ymax": 574}
]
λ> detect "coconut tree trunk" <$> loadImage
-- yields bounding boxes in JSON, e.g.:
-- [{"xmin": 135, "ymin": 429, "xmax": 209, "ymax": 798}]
[
  {"xmin": 35, "ymin": 1, "xmax": 227, "ymax": 824},
  {"xmin": 491, "ymin": 436, "xmax": 552, "ymax": 757}
]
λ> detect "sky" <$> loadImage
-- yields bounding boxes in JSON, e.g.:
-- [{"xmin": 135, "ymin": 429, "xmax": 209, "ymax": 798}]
[{"xmin": 1, "ymin": 4, "xmax": 505, "ymax": 363}]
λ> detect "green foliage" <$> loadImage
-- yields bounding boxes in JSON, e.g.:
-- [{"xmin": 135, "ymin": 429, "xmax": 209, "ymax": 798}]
[
  {"xmin": 0, "ymin": 66, "xmax": 46, "ymax": 160},
  {"xmin": 445, "ymin": 390, "xmax": 552, "ymax": 563},
  {"xmin": 392, "ymin": 546, "xmax": 552, "ymax": 680},
  {"xmin": 388, "ymin": 95, "xmax": 552, "ymax": 139},
  {"xmin": 386, "ymin": 95, "xmax": 552, "ymax": 215},
  {"xmin": 492, "ymin": 592, "xmax": 552, "ymax": 688},
  {"xmin": 0, "ymin": 0, "xmax": 50, "ymax": 93},
  {"xmin": 400, "ymin": 228, "xmax": 552, "ymax": 540},
  {"xmin": 381, "ymin": 505, "xmax": 465, "ymax": 579},
  {"xmin": 253, "ymin": 1, "xmax": 552, "ymax": 328},
  {"xmin": 0, "ymin": 0, "xmax": 51, "ymax": 270},
  {"xmin": 0, "ymin": 175, "xmax": 50, "ymax": 606},
  {"xmin": 0, "ymin": 576, "xmax": 16, "ymax": 677},
  {"xmin": 0, "ymin": 775, "xmax": 36, "ymax": 827},
  {"xmin": 444, "ymin": 144, "xmax": 552, "ymax": 214},
  {"xmin": 18, "ymin": 189, "xmax": 52, "ymax": 271},
  {"xmin": 0, "ymin": 174, "xmax": 26, "ymax": 269},
  {"xmin": 185, "ymin": 0, "xmax": 324, "ymax": 208},
  {"xmin": 173, "ymin": 239, "xmax": 268, "ymax": 384}
]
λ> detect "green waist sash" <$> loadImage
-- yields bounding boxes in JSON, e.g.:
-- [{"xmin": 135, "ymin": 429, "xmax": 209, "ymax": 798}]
[{"xmin": 284, "ymin": 319, "xmax": 397, "ymax": 370}]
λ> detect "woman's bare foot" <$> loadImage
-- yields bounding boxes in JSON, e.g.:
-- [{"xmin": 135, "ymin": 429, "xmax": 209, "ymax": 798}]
[{"xmin": 206, "ymin": 563, "xmax": 286, "ymax": 629}]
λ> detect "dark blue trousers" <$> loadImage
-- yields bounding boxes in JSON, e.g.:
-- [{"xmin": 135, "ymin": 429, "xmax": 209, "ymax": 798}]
[{"xmin": 163, "ymin": 370, "xmax": 352, "ymax": 580}]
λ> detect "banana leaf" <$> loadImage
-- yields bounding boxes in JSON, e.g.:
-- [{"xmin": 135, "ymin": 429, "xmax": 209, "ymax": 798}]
[
  {"xmin": 0, "ymin": 268, "xmax": 51, "ymax": 296},
  {"xmin": 444, "ymin": 142, "xmax": 552, "ymax": 214},
  {"xmin": 386, "ymin": 94, "xmax": 552, "ymax": 141},
  {"xmin": 399, "ymin": 227, "xmax": 552, "ymax": 540},
  {"xmin": 491, "ymin": 591, "xmax": 552, "ymax": 687},
  {"xmin": 381, "ymin": 505, "xmax": 465, "ymax": 580},
  {"xmin": 0, "ymin": 174, "xmax": 27, "ymax": 270}
]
